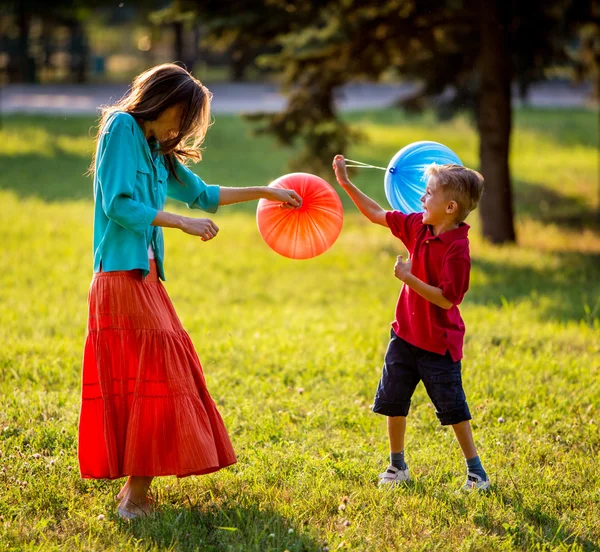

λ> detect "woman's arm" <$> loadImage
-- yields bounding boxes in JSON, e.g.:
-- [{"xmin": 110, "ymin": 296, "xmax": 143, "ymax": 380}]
[
  {"xmin": 167, "ymin": 157, "xmax": 301, "ymax": 210},
  {"xmin": 153, "ymin": 182, "xmax": 303, "ymax": 240},
  {"xmin": 218, "ymin": 186, "xmax": 302, "ymax": 207},
  {"xmin": 151, "ymin": 211, "xmax": 219, "ymax": 242},
  {"xmin": 98, "ymin": 116, "xmax": 158, "ymax": 235}
]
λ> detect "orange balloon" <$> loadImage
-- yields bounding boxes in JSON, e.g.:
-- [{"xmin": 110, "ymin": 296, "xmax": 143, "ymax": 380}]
[{"xmin": 256, "ymin": 173, "xmax": 344, "ymax": 259}]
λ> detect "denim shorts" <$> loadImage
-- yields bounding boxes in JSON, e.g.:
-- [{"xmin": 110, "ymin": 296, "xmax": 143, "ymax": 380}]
[{"xmin": 372, "ymin": 329, "xmax": 472, "ymax": 426}]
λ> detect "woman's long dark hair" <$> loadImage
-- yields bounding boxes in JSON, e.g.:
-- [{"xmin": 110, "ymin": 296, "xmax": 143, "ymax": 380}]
[{"xmin": 89, "ymin": 63, "xmax": 212, "ymax": 181}]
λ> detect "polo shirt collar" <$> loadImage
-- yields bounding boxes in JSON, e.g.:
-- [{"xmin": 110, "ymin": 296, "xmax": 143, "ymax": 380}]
[{"xmin": 426, "ymin": 222, "xmax": 470, "ymax": 243}]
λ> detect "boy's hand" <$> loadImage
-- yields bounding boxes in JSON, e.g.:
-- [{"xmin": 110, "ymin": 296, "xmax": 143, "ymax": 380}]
[
  {"xmin": 330, "ymin": 153, "xmax": 388, "ymax": 227},
  {"xmin": 332, "ymin": 154, "xmax": 351, "ymax": 185},
  {"xmin": 394, "ymin": 255, "xmax": 412, "ymax": 281}
]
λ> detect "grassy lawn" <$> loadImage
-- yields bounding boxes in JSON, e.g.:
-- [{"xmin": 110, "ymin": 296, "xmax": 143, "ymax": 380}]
[{"xmin": 0, "ymin": 108, "xmax": 598, "ymax": 551}]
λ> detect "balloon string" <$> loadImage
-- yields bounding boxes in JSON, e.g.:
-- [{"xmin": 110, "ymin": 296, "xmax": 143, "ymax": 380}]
[{"xmin": 344, "ymin": 158, "xmax": 387, "ymax": 171}]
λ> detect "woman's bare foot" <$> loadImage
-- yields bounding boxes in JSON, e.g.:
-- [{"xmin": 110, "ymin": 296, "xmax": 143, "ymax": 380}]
[
  {"xmin": 117, "ymin": 476, "xmax": 154, "ymax": 519},
  {"xmin": 116, "ymin": 477, "xmax": 131, "ymax": 501},
  {"xmin": 117, "ymin": 498, "xmax": 153, "ymax": 519}
]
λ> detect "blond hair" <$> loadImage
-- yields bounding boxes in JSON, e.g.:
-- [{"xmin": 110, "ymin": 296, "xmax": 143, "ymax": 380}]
[
  {"xmin": 425, "ymin": 164, "xmax": 484, "ymax": 222},
  {"xmin": 89, "ymin": 63, "xmax": 212, "ymax": 182}
]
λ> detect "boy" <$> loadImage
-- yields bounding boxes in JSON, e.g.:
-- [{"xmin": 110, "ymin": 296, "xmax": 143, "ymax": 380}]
[{"xmin": 332, "ymin": 155, "xmax": 489, "ymax": 490}]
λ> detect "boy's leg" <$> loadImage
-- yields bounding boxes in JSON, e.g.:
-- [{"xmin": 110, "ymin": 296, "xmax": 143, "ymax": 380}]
[
  {"xmin": 452, "ymin": 420, "xmax": 488, "ymax": 487},
  {"xmin": 388, "ymin": 415, "xmax": 407, "ymax": 453},
  {"xmin": 372, "ymin": 330, "xmax": 420, "ymax": 420},
  {"xmin": 418, "ymin": 350, "xmax": 489, "ymax": 489},
  {"xmin": 452, "ymin": 420, "xmax": 477, "ymax": 459},
  {"xmin": 372, "ymin": 331, "xmax": 419, "ymax": 483},
  {"xmin": 388, "ymin": 416, "xmax": 407, "ymax": 470}
]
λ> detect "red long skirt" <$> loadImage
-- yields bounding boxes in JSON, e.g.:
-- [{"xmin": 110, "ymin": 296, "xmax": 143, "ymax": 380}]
[{"xmin": 78, "ymin": 261, "xmax": 236, "ymax": 479}]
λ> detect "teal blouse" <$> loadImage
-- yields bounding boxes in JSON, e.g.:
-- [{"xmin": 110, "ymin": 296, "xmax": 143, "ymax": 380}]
[{"xmin": 93, "ymin": 111, "xmax": 220, "ymax": 281}]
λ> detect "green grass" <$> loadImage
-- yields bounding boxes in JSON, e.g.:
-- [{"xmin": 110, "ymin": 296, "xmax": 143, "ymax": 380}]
[{"xmin": 0, "ymin": 109, "xmax": 599, "ymax": 551}]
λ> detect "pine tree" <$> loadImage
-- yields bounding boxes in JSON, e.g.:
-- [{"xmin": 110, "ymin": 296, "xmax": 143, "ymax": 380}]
[{"xmin": 190, "ymin": 0, "xmax": 595, "ymax": 243}]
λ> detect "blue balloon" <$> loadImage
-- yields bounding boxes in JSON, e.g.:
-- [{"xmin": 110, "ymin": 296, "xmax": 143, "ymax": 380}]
[{"xmin": 384, "ymin": 141, "xmax": 462, "ymax": 214}]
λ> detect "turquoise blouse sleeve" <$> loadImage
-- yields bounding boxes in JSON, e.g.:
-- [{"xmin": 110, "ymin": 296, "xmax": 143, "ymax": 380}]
[
  {"xmin": 97, "ymin": 115, "xmax": 158, "ymax": 235},
  {"xmin": 166, "ymin": 158, "xmax": 220, "ymax": 214}
]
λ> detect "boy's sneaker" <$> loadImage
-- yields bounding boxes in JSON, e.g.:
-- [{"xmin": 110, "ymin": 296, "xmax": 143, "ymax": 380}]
[
  {"xmin": 378, "ymin": 465, "xmax": 410, "ymax": 486},
  {"xmin": 463, "ymin": 472, "xmax": 490, "ymax": 491}
]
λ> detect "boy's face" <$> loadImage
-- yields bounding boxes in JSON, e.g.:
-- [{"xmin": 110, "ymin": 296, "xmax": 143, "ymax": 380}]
[{"xmin": 420, "ymin": 176, "xmax": 457, "ymax": 225}]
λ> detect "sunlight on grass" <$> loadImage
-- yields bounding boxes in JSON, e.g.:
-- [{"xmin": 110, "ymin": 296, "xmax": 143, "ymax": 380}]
[
  {"xmin": 0, "ymin": 128, "xmax": 55, "ymax": 156},
  {"xmin": 353, "ymin": 113, "xmax": 597, "ymax": 209},
  {"xmin": 0, "ymin": 127, "xmax": 93, "ymax": 158},
  {"xmin": 0, "ymin": 109, "xmax": 598, "ymax": 551},
  {"xmin": 56, "ymin": 135, "xmax": 95, "ymax": 157}
]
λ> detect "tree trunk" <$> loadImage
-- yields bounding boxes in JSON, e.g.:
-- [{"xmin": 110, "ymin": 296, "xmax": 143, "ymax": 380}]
[
  {"xmin": 597, "ymin": 56, "xmax": 600, "ymax": 219},
  {"xmin": 183, "ymin": 25, "xmax": 200, "ymax": 76},
  {"xmin": 173, "ymin": 21, "xmax": 184, "ymax": 65},
  {"xmin": 230, "ymin": 52, "xmax": 249, "ymax": 82},
  {"xmin": 16, "ymin": 7, "xmax": 36, "ymax": 83},
  {"xmin": 68, "ymin": 20, "xmax": 88, "ymax": 84},
  {"xmin": 477, "ymin": 0, "xmax": 516, "ymax": 243}
]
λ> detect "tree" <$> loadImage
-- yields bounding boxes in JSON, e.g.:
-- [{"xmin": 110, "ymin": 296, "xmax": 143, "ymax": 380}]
[
  {"xmin": 477, "ymin": 0, "xmax": 515, "ymax": 242},
  {"xmin": 572, "ymin": 4, "xmax": 600, "ymax": 218},
  {"xmin": 192, "ymin": 0, "xmax": 595, "ymax": 243},
  {"xmin": 2, "ymin": 0, "xmax": 107, "ymax": 83},
  {"xmin": 149, "ymin": 1, "xmax": 199, "ymax": 71}
]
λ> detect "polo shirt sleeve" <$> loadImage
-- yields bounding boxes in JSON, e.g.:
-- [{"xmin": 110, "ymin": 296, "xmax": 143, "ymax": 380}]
[
  {"xmin": 438, "ymin": 243, "xmax": 471, "ymax": 306},
  {"xmin": 385, "ymin": 211, "xmax": 422, "ymax": 249},
  {"xmin": 97, "ymin": 115, "xmax": 158, "ymax": 235},
  {"xmin": 166, "ymin": 158, "xmax": 220, "ymax": 214}
]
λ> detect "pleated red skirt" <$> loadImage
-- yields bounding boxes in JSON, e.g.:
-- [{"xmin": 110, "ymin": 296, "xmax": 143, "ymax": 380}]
[{"xmin": 78, "ymin": 261, "xmax": 236, "ymax": 479}]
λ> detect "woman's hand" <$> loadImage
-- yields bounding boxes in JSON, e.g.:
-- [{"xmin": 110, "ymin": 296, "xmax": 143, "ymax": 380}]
[
  {"xmin": 180, "ymin": 217, "xmax": 219, "ymax": 241},
  {"xmin": 263, "ymin": 187, "xmax": 302, "ymax": 209}
]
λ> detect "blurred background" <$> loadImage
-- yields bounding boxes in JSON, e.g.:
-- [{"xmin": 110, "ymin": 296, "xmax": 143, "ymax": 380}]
[
  {"xmin": 1, "ymin": 4, "xmax": 599, "ymax": 549},
  {"xmin": 0, "ymin": 1, "xmax": 272, "ymax": 85},
  {"xmin": 0, "ymin": 0, "xmax": 599, "ymax": 244},
  {"xmin": 2, "ymin": 1, "xmax": 599, "ymax": 90}
]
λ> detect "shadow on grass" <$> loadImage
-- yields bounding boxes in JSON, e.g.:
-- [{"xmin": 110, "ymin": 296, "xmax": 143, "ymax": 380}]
[
  {"xmin": 468, "ymin": 251, "xmax": 600, "ymax": 324},
  {"xmin": 1, "ymin": 113, "xmax": 597, "ymax": 226},
  {"xmin": 119, "ymin": 502, "xmax": 322, "ymax": 552},
  {"xmin": 345, "ymin": 107, "xmax": 598, "ymax": 149},
  {"xmin": 514, "ymin": 180, "xmax": 600, "ymax": 233},
  {"xmin": 473, "ymin": 489, "xmax": 599, "ymax": 551},
  {"xmin": 0, "ymin": 149, "xmax": 287, "ymax": 215},
  {"xmin": 513, "ymin": 108, "xmax": 598, "ymax": 149},
  {"xmin": 0, "ymin": 114, "xmax": 295, "ymax": 212},
  {"xmin": 0, "ymin": 150, "xmax": 263, "ymax": 214},
  {"xmin": 375, "ymin": 476, "xmax": 599, "ymax": 550},
  {"xmin": 0, "ymin": 152, "xmax": 93, "ymax": 202}
]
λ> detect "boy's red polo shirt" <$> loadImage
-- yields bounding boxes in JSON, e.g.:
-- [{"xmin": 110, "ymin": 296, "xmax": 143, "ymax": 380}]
[{"xmin": 386, "ymin": 211, "xmax": 471, "ymax": 362}]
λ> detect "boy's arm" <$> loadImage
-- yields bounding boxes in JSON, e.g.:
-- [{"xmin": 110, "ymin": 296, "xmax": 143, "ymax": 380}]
[
  {"xmin": 333, "ymin": 155, "xmax": 388, "ymax": 227},
  {"xmin": 394, "ymin": 256, "xmax": 453, "ymax": 310}
]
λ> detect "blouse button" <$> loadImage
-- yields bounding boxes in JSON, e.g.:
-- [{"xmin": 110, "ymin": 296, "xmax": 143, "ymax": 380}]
[{"xmin": 425, "ymin": 240, "xmax": 429, "ymax": 244}]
